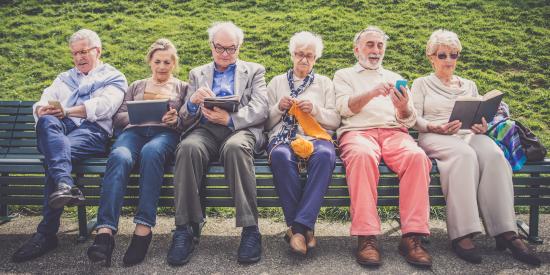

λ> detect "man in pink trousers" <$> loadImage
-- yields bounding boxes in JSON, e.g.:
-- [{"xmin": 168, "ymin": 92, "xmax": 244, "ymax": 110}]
[{"xmin": 333, "ymin": 26, "xmax": 432, "ymax": 268}]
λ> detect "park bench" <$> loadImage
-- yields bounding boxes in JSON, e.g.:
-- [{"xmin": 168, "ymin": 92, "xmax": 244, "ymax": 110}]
[{"xmin": 1, "ymin": 100, "xmax": 549, "ymax": 244}]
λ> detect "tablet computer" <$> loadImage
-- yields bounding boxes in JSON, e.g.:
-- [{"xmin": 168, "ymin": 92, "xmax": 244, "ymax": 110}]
[{"xmin": 127, "ymin": 99, "xmax": 169, "ymax": 125}]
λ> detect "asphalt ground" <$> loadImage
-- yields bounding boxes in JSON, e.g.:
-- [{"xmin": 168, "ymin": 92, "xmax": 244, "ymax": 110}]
[{"xmin": 1, "ymin": 214, "xmax": 549, "ymax": 274}]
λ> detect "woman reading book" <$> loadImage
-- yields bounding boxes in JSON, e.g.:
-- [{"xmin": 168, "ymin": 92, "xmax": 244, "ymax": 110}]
[
  {"xmin": 410, "ymin": 29, "xmax": 539, "ymax": 266},
  {"xmin": 87, "ymin": 39, "xmax": 189, "ymax": 267}
]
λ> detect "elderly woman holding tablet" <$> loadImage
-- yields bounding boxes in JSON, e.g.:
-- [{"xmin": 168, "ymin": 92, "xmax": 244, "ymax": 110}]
[
  {"xmin": 87, "ymin": 38, "xmax": 188, "ymax": 267},
  {"xmin": 411, "ymin": 29, "xmax": 540, "ymax": 266}
]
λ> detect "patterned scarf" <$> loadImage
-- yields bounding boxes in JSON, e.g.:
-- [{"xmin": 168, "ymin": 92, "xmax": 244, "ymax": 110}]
[
  {"xmin": 271, "ymin": 69, "xmax": 315, "ymax": 147},
  {"xmin": 59, "ymin": 63, "xmax": 127, "ymax": 107}
]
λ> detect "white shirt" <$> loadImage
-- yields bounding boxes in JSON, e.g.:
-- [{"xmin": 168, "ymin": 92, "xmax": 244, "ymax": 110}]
[{"xmin": 32, "ymin": 63, "xmax": 125, "ymax": 136}]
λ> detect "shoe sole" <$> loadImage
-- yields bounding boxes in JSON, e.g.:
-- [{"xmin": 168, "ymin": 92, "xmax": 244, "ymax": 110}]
[
  {"xmin": 87, "ymin": 250, "xmax": 107, "ymax": 262},
  {"xmin": 167, "ymin": 247, "xmax": 194, "ymax": 266},
  {"xmin": 237, "ymin": 256, "xmax": 261, "ymax": 264},
  {"xmin": 356, "ymin": 258, "xmax": 381, "ymax": 267},
  {"xmin": 48, "ymin": 195, "xmax": 75, "ymax": 209}
]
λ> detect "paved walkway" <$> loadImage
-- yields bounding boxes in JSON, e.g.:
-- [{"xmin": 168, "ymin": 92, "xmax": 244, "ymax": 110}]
[{"xmin": 1, "ymin": 214, "xmax": 549, "ymax": 274}]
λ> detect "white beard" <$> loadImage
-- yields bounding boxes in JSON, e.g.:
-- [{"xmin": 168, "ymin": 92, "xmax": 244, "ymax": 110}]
[{"xmin": 358, "ymin": 53, "xmax": 384, "ymax": 70}]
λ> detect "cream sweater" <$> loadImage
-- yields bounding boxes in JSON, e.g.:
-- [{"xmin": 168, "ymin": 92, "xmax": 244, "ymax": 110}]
[
  {"xmin": 333, "ymin": 64, "xmax": 416, "ymax": 138},
  {"xmin": 265, "ymin": 73, "xmax": 340, "ymax": 142}
]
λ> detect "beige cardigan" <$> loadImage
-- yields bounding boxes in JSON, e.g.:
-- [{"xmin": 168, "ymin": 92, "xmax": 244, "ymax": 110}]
[{"xmin": 265, "ymin": 73, "xmax": 340, "ymax": 142}]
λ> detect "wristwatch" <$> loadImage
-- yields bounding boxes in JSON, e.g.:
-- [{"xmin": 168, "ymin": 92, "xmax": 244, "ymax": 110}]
[{"xmin": 64, "ymin": 108, "xmax": 70, "ymax": 117}]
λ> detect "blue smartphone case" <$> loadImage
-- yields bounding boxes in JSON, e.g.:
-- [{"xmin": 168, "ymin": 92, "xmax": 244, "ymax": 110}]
[{"xmin": 395, "ymin": 79, "xmax": 408, "ymax": 94}]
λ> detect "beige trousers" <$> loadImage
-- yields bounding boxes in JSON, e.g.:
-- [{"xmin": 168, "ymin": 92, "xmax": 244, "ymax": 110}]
[{"xmin": 418, "ymin": 132, "xmax": 516, "ymax": 240}]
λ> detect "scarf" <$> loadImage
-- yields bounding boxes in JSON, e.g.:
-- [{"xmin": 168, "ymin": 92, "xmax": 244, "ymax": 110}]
[
  {"xmin": 271, "ymin": 69, "xmax": 315, "ymax": 146},
  {"xmin": 59, "ymin": 63, "xmax": 127, "ymax": 107}
]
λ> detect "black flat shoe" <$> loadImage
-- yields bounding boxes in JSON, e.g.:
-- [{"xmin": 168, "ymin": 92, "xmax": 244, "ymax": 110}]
[
  {"xmin": 48, "ymin": 182, "xmax": 85, "ymax": 209},
  {"xmin": 12, "ymin": 233, "xmax": 58, "ymax": 262},
  {"xmin": 495, "ymin": 234, "xmax": 541, "ymax": 266},
  {"xmin": 123, "ymin": 232, "xmax": 152, "ymax": 267},
  {"xmin": 87, "ymin": 233, "xmax": 115, "ymax": 267},
  {"xmin": 451, "ymin": 237, "xmax": 482, "ymax": 264}
]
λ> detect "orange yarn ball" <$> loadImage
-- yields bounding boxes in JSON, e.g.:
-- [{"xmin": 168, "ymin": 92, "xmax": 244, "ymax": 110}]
[{"xmin": 290, "ymin": 136, "xmax": 314, "ymax": 159}]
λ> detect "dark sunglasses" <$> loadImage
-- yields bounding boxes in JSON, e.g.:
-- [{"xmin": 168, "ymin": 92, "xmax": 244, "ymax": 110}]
[
  {"xmin": 436, "ymin": 53, "xmax": 459, "ymax": 60},
  {"xmin": 212, "ymin": 42, "xmax": 238, "ymax": 55}
]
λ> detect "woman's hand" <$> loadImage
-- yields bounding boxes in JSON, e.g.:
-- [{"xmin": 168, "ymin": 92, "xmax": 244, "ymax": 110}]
[
  {"xmin": 427, "ymin": 120, "xmax": 462, "ymax": 135},
  {"xmin": 471, "ymin": 117, "xmax": 488, "ymax": 134},
  {"xmin": 162, "ymin": 107, "xmax": 178, "ymax": 125},
  {"xmin": 297, "ymin": 99, "xmax": 313, "ymax": 114},
  {"xmin": 278, "ymin": 96, "xmax": 294, "ymax": 111}
]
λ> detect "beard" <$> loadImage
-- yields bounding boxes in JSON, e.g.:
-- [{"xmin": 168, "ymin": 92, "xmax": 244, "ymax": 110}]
[{"xmin": 358, "ymin": 53, "xmax": 384, "ymax": 70}]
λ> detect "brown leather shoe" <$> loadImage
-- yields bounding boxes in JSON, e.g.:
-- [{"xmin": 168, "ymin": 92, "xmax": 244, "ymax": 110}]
[
  {"xmin": 290, "ymin": 233, "xmax": 307, "ymax": 255},
  {"xmin": 305, "ymin": 230, "xmax": 316, "ymax": 249},
  {"xmin": 356, "ymin": 235, "xmax": 381, "ymax": 266},
  {"xmin": 399, "ymin": 235, "xmax": 432, "ymax": 267}
]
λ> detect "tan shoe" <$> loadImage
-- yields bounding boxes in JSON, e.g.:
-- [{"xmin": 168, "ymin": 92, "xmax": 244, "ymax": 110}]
[
  {"xmin": 290, "ymin": 233, "xmax": 307, "ymax": 255},
  {"xmin": 305, "ymin": 230, "xmax": 316, "ymax": 249},
  {"xmin": 398, "ymin": 235, "xmax": 432, "ymax": 267},
  {"xmin": 356, "ymin": 235, "xmax": 381, "ymax": 266}
]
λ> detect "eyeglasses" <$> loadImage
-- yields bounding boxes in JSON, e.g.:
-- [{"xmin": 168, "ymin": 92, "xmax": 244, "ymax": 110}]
[
  {"xmin": 71, "ymin": 47, "xmax": 97, "ymax": 57},
  {"xmin": 436, "ymin": 53, "xmax": 459, "ymax": 60},
  {"xmin": 212, "ymin": 43, "xmax": 238, "ymax": 55},
  {"xmin": 294, "ymin": 52, "xmax": 315, "ymax": 61}
]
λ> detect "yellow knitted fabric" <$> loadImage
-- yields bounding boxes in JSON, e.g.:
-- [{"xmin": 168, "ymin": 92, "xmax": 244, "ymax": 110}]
[{"xmin": 288, "ymin": 102, "xmax": 331, "ymax": 159}]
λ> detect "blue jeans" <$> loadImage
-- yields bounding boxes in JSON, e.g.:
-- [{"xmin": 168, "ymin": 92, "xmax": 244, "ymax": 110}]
[
  {"xmin": 36, "ymin": 115, "xmax": 108, "ymax": 235},
  {"xmin": 96, "ymin": 126, "xmax": 179, "ymax": 232},
  {"xmin": 268, "ymin": 139, "xmax": 336, "ymax": 229}
]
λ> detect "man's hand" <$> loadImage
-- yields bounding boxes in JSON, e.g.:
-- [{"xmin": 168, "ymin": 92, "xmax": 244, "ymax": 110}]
[
  {"xmin": 278, "ymin": 96, "xmax": 294, "ymax": 111},
  {"xmin": 390, "ymin": 86, "xmax": 410, "ymax": 116},
  {"xmin": 202, "ymin": 106, "xmax": 230, "ymax": 126},
  {"xmin": 297, "ymin": 99, "xmax": 313, "ymax": 114},
  {"xmin": 471, "ymin": 117, "xmax": 488, "ymax": 134},
  {"xmin": 190, "ymin": 87, "xmax": 215, "ymax": 105},
  {"xmin": 369, "ymin": 82, "xmax": 393, "ymax": 98},
  {"xmin": 162, "ymin": 107, "xmax": 178, "ymax": 126},
  {"xmin": 37, "ymin": 105, "xmax": 63, "ymax": 119},
  {"xmin": 427, "ymin": 120, "xmax": 462, "ymax": 135}
]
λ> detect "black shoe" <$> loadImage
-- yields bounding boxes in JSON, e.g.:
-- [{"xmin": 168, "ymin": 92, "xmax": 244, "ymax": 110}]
[
  {"xmin": 12, "ymin": 233, "xmax": 58, "ymax": 262},
  {"xmin": 451, "ymin": 237, "xmax": 482, "ymax": 264},
  {"xmin": 87, "ymin": 233, "xmax": 115, "ymax": 267},
  {"xmin": 122, "ymin": 232, "xmax": 152, "ymax": 267},
  {"xmin": 495, "ymin": 234, "xmax": 541, "ymax": 266},
  {"xmin": 167, "ymin": 225, "xmax": 195, "ymax": 266},
  {"xmin": 237, "ymin": 227, "xmax": 262, "ymax": 264},
  {"xmin": 48, "ymin": 182, "xmax": 85, "ymax": 209}
]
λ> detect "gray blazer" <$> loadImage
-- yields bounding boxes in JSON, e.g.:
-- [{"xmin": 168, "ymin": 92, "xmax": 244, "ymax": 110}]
[{"xmin": 180, "ymin": 60, "xmax": 269, "ymax": 153}]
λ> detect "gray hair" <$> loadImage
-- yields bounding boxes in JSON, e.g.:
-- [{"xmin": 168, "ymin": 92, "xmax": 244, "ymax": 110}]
[
  {"xmin": 426, "ymin": 29, "xmax": 462, "ymax": 56},
  {"xmin": 207, "ymin": 21, "xmax": 244, "ymax": 47},
  {"xmin": 68, "ymin": 29, "xmax": 101, "ymax": 48},
  {"xmin": 289, "ymin": 31, "xmax": 324, "ymax": 60},
  {"xmin": 353, "ymin": 26, "xmax": 389, "ymax": 47},
  {"xmin": 146, "ymin": 38, "xmax": 179, "ymax": 72}
]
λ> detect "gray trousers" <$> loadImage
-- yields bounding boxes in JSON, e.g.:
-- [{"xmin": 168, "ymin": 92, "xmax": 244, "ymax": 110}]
[
  {"xmin": 173, "ymin": 123, "xmax": 258, "ymax": 228},
  {"xmin": 418, "ymin": 133, "xmax": 516, "ymax": 240}
]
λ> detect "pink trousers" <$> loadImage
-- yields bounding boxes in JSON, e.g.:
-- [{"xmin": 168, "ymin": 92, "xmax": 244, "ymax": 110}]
[{"xmin": 339, "ymin": 128, "xmax": 431, "ymax": 236}]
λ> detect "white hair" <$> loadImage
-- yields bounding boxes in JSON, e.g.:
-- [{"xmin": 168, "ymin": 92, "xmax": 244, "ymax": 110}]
[
  {"xmin": 207, "ymin": 21, "xmax": 244, "ymax": 46},
  {"xmin": 68, "ymin": 29, "xmax": 101, "ymax": 48},
  {"xmin": 289, "ymin": 31, "xmax": 324, "ymax": 60},
  {"xmin": 426, "ymin": 29, "xmax": 462, "ymax": 56},
  {"xmin": 353, "ymin": 26, "xmax": 389, "ymax": 47}
]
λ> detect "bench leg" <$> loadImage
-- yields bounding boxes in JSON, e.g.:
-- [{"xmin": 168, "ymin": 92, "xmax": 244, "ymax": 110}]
[
  {"xmin": 77, "ymin": 205, "xmax": 89, "ymax": 243},
  {"xmin": 528, "ymin": 205, "xmax": 543, "ymax": 244}
]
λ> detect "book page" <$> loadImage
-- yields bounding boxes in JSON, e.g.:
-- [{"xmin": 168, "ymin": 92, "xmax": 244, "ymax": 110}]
[{"xmin": 482, "ymin": 89, "xmax": 503, "ymax": 101}]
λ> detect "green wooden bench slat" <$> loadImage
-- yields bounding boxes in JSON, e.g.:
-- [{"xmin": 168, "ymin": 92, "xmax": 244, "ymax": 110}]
[{"xmin": 0, "ymin": 107, "xmax": 20, "ymax": 114}]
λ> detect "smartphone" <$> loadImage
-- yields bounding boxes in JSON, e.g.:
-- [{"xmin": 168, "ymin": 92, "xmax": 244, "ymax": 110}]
[
  {"xmin": 395, "ymin": 79, "xmax": 408, "ymax": 94},
  {"xmin": 48, "ymin": 100, "xmax": 64, "ymax": 113}
]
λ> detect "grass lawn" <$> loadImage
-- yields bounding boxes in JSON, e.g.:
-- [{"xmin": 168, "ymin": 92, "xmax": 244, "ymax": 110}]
[{"xmin": 0, "ymin": 0, "xmax": 548, "ymax": 146}]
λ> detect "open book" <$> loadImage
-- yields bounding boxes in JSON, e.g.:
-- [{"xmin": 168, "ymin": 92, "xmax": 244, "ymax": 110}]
[
  {"xmin": 203, "ymin": 95, "xmax": 241, "ymax": 113},
  {"xmin": 448, "ymin": 89, "xmax": 504, "ymax": 129}
]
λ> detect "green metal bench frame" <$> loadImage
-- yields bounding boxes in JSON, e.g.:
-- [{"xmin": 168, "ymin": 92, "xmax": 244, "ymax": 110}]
[{"xmin": 1, "ymin": 101, "xmax": 549, "ymax": 243}]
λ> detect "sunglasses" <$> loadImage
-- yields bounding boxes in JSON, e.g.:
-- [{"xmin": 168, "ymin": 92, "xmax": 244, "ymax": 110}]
[{"xmin": 436, "ymin": 53, "xmax": 459, "ymax": 60}]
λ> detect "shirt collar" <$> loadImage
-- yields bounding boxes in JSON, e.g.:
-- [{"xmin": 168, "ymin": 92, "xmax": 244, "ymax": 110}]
[
  {"xmin": 353, "ymin": 62, "xmax": 383, "ymax": 73},
  {"xmin": 214, "ymin": 62, "xmax": 236, "ymax": 73}
]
